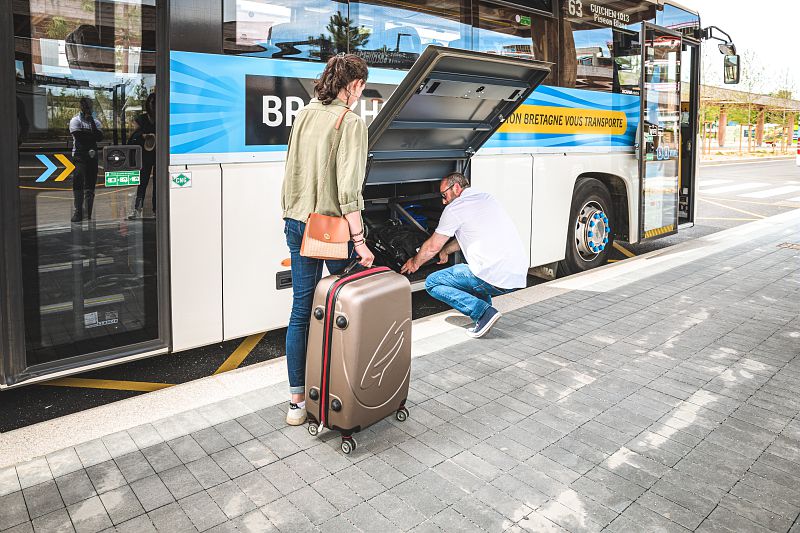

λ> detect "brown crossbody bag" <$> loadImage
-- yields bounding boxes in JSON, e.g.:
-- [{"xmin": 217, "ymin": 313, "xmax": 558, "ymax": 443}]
[{"xmin": 300, "ymin": 108, "xmax": 353, "ymax": 260}]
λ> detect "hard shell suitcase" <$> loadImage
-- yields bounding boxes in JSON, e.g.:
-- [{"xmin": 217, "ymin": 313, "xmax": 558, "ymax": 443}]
[{"xmin": 304, "ymin": 266, "xmax": 412, "ymax": 454}]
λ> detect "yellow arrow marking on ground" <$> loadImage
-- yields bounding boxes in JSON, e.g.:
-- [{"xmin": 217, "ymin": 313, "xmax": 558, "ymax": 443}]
[
  {"xmin": 613, "ymin": 242, "xmax": 636, "ymax": 258},
  {"xmin": 214, "ymin": 332, "xmax": 266, "ymax": 375},
  {"xmin": 41, "ymin": 378, "xmax": 174, "ymax": 392},
  {"xmin": 53, "ymin": 154, "xmax": 75, "ymax": 182}
]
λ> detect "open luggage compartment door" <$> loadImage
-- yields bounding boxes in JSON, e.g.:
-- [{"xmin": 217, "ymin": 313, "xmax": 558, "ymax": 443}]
[{"xmin": 366, "ymin": 46, "xmax": 551, "ymax": 185}]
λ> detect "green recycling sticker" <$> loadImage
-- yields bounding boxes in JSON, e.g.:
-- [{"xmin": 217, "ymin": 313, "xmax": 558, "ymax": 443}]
[
  {"xmin": 170, "ymin": 171, "xmax": 192, "ymax": 189},
  {"xmin": 105, "ymin": 170, "xmax": 140, "ymax": 187}
]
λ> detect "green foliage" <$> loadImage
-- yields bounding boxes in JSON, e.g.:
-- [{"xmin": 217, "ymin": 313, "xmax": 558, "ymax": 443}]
[
  {"xmin": 45, "ymin": 16, "xmax": 75, "ymax": 39},
  {"xmin": 310, "ymin": 11, "xmax": 370, "ymax": 59}
]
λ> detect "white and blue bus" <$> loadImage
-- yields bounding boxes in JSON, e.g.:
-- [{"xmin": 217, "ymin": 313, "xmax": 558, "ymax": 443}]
[{"xmin": 1, "ymin": 0, "xmax": 737, "ymax": 386}]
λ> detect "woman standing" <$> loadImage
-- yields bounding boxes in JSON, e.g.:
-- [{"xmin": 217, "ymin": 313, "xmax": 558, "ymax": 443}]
[{"xmin": 281, "ymin": 54, "xmax": 375, "ymax": 426}]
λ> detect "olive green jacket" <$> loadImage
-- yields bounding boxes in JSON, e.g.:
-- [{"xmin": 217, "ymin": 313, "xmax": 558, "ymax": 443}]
[{"xmin": 281, "ymin": 98, "xmax": 368, "ymax": 222}]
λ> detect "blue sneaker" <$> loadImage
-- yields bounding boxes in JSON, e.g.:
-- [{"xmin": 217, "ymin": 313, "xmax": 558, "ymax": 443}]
[{"xmin": 466, "ymin": 307, "xmax": 502, "ymax": 338}]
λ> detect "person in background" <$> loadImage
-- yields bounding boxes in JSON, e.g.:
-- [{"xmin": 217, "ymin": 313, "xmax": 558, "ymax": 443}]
[
  {"xmin": 69, "ymin": 97, "xmax": 103, "ymax": 223},
  {"xmin": 129, "ymin": 92, "xmax": 156, "ymax": 219},
  {"xmin": 280, "ymin": 54, "xmax": 375, "ymax": 426},
  {"xmin": 401, "ymin": 172, "xmax": 528, "ymax": 338}
]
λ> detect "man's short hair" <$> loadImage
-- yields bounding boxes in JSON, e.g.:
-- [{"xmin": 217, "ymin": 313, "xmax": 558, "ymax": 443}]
[{"xmin": 443, "ymin": 172, "xmax": 470, "ymax": 189}]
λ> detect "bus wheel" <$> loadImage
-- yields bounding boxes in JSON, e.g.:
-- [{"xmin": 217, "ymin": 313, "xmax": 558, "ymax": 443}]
[{"xmin": 559, "ymin": 178, "xmax": 615, "ymax": 276}]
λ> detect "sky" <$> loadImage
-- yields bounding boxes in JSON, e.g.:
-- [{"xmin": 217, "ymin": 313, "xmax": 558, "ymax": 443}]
[{"xmin": 677, "ymin": 0, "xmax": 799, "ymax": 95}]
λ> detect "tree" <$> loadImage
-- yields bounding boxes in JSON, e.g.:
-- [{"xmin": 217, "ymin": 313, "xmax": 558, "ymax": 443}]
[
  {"xmin": 735, "ymin": 50, "xmax": 765, "ymax": 151},
  {"xmin": 310, "ymin": 11, "xmax": 370, "ymax": 60}
]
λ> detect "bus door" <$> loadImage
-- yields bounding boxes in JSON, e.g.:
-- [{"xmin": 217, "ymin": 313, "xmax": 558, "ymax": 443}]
[
  {"xmin": 1, "ymin": 0, "xmax": 166, "ymax": 386},
  {"xmin": 638, "ymin": 23, "xmax": 682, "ymax": 241},
  {"xmin": 679, "ymin": 40, "xmax": 700, "ymax": 226}
]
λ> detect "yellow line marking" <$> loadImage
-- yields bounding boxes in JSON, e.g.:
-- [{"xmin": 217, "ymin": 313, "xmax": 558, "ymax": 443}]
[
  {"xmin": 696, "ymin": 216, "xmax": 759, "ymax": 221},
  {"xmin": 699, "ymin": 198, "xmax": 766, "ymax": 219},
  {"xmin": 607, "ymin": 259, "xmax": 622, "ymax": 262},
  {"xmin": 41, "ymin": 378, "xmax": 174, "ymax": 392},
  {"xmin": 54, "ymin": 154, "xmax": 75, "ymax": 182},
  {"xmin": 613, "ymin": 242, "xmax": 636, "ymax": 258},
  {"xmin": 214, "ymin": 332, "xmax": 266, "ymax": 375}
]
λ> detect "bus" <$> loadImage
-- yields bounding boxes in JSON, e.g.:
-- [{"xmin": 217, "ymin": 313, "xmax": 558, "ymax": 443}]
[{"xmin": 0, "ymin": 0, "xmax": 737, "ymax": 387}]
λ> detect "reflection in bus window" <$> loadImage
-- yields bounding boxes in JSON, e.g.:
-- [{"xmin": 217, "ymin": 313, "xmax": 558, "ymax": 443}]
[
  {"xmin": 14, "ymin": 0, "xmax": 159, "ymax": 367},
  {"xmin": 349, "ymin": 0, "xmax": 468, "ymax": 69},
  {"xmin": 223, "ymin": 0, "xmax": 347, "ymax": 60},
  {"xmin": 475, "ymin": 1, "xmax": 556, "ymax": 83}
]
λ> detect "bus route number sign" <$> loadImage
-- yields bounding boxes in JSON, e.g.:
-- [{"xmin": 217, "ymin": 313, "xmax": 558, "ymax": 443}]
[{"xmin": 105, "ymin": 170, "xmax": 141, "ymax": 187}]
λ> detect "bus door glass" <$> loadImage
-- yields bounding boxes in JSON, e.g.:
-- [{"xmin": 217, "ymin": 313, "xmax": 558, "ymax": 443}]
[
  {"xmin": 679, "ymin": 41, "xmax": 699, "ymax": 224},
  {"xmin": 13, "ymin": 0, "xmax": 160, "ymax": 371},
  {"xmin": 638, "ymin": 24, "xmax": 681, "ymax": 241}
]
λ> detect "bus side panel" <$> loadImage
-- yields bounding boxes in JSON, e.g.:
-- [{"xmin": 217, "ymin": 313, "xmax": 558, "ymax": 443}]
[
  {"xmin": 222, "ymin": 162, "xmax": 293, "ymax": 339},
  {"xmin": 471, "ymin": 155, "xmax": 533, "ymax": 267},
  {"xmin": 170, "ymin": 164, "xmax": 224, "ymax": 352},
  {"xmin": 530, "ymin": 153, "xmax": 639, "ymax": 267}
]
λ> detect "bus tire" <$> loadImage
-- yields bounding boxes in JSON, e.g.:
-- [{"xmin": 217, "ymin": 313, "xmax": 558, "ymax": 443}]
[{"xmin": 559, "ymin": 178, "xmax": 615, "ymax": 276}]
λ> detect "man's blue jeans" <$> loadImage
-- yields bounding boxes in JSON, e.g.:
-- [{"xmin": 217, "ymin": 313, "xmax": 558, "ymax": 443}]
[
  {"xmin": 425, "ymin": 264, "xmax": 511, "ymax": 322},
  {"xmin": 284, "ymin": 218, "xmax": 353, "ymax": 394}
]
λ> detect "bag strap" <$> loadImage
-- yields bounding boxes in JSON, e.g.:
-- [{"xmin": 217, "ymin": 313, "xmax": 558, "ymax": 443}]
[{"xmin": 313, "ymin": 107, "xmax": 351, "ymax": 214}]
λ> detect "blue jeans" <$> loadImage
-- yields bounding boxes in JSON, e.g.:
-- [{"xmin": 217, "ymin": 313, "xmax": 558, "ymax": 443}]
[
  {"xmin": 425, "ymin": 264, "xmax": 510, "ymax": 322},
  {"xmin": 284, "ymin": 218, "xmax": 353, "ymax": 394}
]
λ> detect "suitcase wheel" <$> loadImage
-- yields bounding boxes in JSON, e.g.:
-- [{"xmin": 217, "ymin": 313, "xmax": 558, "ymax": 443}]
[
  {"xmin": 340, "ymin": 436, "xmax": 357, "ymax": 454},
  {"xmin": 307, "ymin": 423, "xmax": 319, "ymax": 437},
  {"xmin": 395, "ymin": 407, "xmax": 409, "ymax": 422}
]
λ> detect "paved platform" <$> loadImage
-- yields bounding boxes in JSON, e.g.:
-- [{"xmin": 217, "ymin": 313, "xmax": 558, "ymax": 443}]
[{"xmin": 1, "ymin": 209, "xmax": 799, "ymax": 533}]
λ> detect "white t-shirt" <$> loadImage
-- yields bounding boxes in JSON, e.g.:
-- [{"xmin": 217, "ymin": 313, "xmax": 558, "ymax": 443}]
[{"xmin": 435, "ymin": 187, "xmax": 528, "ymax": 289}]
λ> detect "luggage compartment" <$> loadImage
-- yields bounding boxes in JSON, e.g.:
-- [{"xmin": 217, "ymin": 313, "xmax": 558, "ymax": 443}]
[{"xmin": 360, "ymin": 46, "xmax": 552, "ymax": 286}]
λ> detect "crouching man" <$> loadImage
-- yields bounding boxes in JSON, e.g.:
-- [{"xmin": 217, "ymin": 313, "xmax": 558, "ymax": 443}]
[{"xmin": 401, "ymin": 172, "xmax": 528, "ymax": 338}]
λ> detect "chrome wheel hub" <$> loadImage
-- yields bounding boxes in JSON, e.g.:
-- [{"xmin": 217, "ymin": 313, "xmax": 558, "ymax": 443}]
[{"xmin": 574, "ymin": 202, "xmax": 610, "ymax": 260}]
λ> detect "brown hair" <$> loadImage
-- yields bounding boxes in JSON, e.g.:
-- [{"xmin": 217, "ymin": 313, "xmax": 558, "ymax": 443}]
[{"xmin": 313, "ymin": 54, "xmax": 368, "ymax": 105}]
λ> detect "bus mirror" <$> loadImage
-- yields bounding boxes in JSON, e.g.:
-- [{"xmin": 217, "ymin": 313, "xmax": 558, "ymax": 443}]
[{"xmin": 723, "ymin": 54, "xmax": 740, "ymax": 84}]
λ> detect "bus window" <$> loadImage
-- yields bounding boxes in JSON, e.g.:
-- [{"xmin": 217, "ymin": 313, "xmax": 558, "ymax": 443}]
[
  {"xmin": 474, "ymin": 1, "xmax": 557, "ymax": 84},
  {"xmin": 223, "ymin": 0, "xmax": 347, "ymax": 61},
  {"xmin": 348, "ymin": 0, "xmax": 469, "ymax": 69}
]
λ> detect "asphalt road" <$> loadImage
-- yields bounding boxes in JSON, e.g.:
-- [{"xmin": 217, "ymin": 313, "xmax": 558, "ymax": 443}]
[{"xmin": 2, "ymin": 158, "xmax": 798, "ymax": 432}]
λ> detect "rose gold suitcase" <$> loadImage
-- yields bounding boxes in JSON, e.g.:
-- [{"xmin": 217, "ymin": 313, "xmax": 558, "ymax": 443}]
[{"xmin": 304, "ymin": 266, "xmax": 412, "ymax": 454}]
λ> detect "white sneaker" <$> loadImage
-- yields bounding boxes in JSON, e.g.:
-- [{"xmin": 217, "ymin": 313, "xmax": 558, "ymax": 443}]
[{"xmin": 286, "ymin": 402, "xmax": 307, "ymax": 426}]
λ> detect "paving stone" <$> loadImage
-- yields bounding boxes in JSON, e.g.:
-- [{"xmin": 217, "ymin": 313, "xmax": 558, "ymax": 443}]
[
  {"xmin": 147, "ymin": 501, "xmax": 197, "ymax": 533},
  {"xmin": 344, "ymin": 502, "xmax": 401, "ymax": 533},
  {"xmin": 285, "ymin": 485, "xmax": 338, "ymax": 525},
  {"xmin": 311, "ymin": 474, "xmax": 364, "ymax": 513},
  {"xmin": 281, "ymin": 452, "xmax": 329, "ymax": 485},
  {"xmin": 23, "ymin": 480, "xmax": 65, "ymax": 519},
  {"xmin": 45, "ymin": 449, "xmax": 84, "ymax": 479},
  {"xmin": 472, "ymin": 483, "xmax": 532, "ymax": 522},
  {"xmin": 207, "ymin": 480, "xmax": 257, "ymax": 519},
  {"xmin": 429, "ymin": 507, "xmax": 482, "ymax": 533},
  {"xmin": 316, "ymin": 515, "xmax": 356, "ymax": 533},
  {"xmin": 232, "ymin": 471, "xmax": 281, "ymax": 507},
  {"xmin": 16, "ymin": 458, "xmax": 53, "ymax": 489},
  {"xmin": 115, "ymin": 452, "xmax": 156, "ymax": 484},
  {"xmin": 75, "ymin": 441, "xmax": 113, "ymax": 470},
  {"xmin": 130, "ymin": 474, "xmax": 175, "ymax": 512},
  {"xmin": 232, "ymin": 509, "xmax": 277, "ymax": 533},
  {"xmin": 2, "ymin": 521, "xmax": 34, "ymax": 533},
  {"xmin": 98, "ymin": 485, "xmax": 144, "ymax": 525},
  {"xmin": 261, "ymin": 497, "xmax": 317, "ymax": 532},
  {"xmin": 235, "ymin": 413, "xmax": 274, "ymax": 438},
  {"xmin": 67, "ymin": 496, "xmax": 113, "ymax": 533},
  {"xmin": 452, "ymin": 496, "xmax": 516, "ymax": 531},
  {"xmin": 356, "ymin": 456, "xmax": 407, "ymax": 489},
  {"xmin": 0, "ymin": 491, "xmax": 29, "ymax": 530},
  {"xmin": 490, "ymin": 473, "xmax": 550, "ymax": 510},
  {"xmin": 178, "ymin": 491, "xmax": 228, "ymax": 532},
  {"xmin": 159, "ymin": 465, "xmax": 203, "ymax": 500},
  {"xmin": 128, "ymin": 425, "xmax": 164, "ymax": 450},
  {"xmin": 141, "ymin": 443, "xmax": 182, "ymax": 473},
  {"xmin": 259, "ymin": 461, "xmax": 307, "ymax": 496},
  {"xmin": 86, "ymin": 461, "xmax": 127, "ymax": 495},
  {"xmin": 102, "ymin": 432, "xmax": 139, "ymax": 458},
  {"xmin": 258, "ymin": 431, "xmax": 302, "ymax": 459},
  {"xmin": 235, "ymin": 439, "xmax": 278, "ymax": 469},
  {"xmin": 636, "ymin": 490, "xmax": 704, "ymax": 531},
  {"xmin": 167, "ymin": 436, "xmax": 208, "ymax": 464},
  {"xmin": 185, "ymin": 456, "xmax": 230, "ymax": 490},
  {"xmin": 54, "ymin": 470, "xmax": 98, "ymax": 508},
  {"xmin": 537, "ymin": 498, "xmax": 604, "ymax": 533},
  {"xmin": 113, "ymin": 514, "xmax": 157, "ymax": 533},
  {"xmin": 214, "ymin": 420, "xmax": 253, "ymax": 447},
  {"xmin": 191, "ymin": 428, "xmax": 230, "ymax": 456},
  {"xmin": 210, "ymin": 448, "xmax": 254, "ymax": 478},
  {"xmin": 336, "ymin": 465, "xmax": 386, "ymax": 500},
  {"xmin": 0, "ymin": 466, "xmax": 22, "ymax": 498},
  {"xmin": 31, "ymin": 509, "xmax": 75, "ymax": 533}
]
